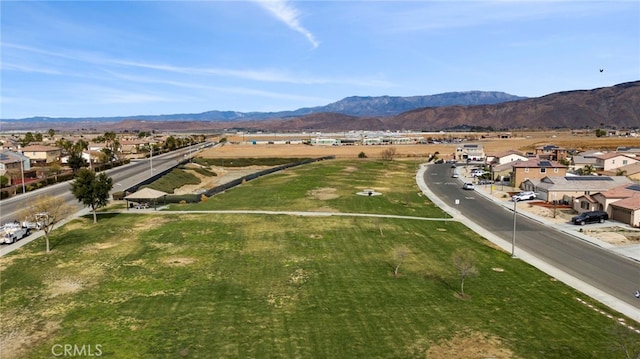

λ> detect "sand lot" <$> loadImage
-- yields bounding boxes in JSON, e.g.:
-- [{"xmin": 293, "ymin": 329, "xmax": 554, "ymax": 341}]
[{"xmin": 206, "ymin": 131, "xmax": 640, "ymax": 160}]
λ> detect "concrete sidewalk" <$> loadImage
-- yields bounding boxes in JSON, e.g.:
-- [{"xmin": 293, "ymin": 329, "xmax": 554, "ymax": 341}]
[
  {"xmin": 454, "ymin": 164, "xmax": 640, "ymax": 263},
  {"xmin": 415, "ymin": 163, "xmax": 640, "ymax": 323}
]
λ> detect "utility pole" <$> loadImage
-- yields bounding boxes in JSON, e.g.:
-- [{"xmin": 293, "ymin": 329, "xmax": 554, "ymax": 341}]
[{"xmin": 512, "ymin": 199, "xmax": 517, "ymax": 258}]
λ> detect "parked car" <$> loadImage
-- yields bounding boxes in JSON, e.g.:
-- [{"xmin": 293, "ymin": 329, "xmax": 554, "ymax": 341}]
[
  {"xmin": 512, "ymin": 191, "xmax": 536, "ymax": 201},
  {"xmin": 478, "ymin": 179, "xmax": 494, "ymax": 185},
  {"xmin": 462, "ymin": 183, "xmax": 475, "ymax": 190},
  {"xmin": 471, "ymin": 169, "xmax": 487, "ymax": 177},
  {"xmin": 571, "ymin": 211, "xmax": 608, "ymax": 225},
  {"xmin": 452, "ymin": 173, "xmax": 459, "ymax": 178}
]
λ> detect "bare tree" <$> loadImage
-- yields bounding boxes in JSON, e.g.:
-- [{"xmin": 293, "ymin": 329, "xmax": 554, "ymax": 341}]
[
  {"xmin": 18, "ymin": 195, "xmax": 74, "ymax": 253},
  {"xmin": 609, "ymin": 323, "xmax": 640, "ymax": 359},
  {"xmin": 451, "ymin": 248, "xmax": 478, "ymax": 296},
  {"xmin": 380, "ymin": 147, "xmax": 397, "ymax": 161},
  {"xmin": 392, "ymin": 245, "xmax": 410, "ymax": 277}
]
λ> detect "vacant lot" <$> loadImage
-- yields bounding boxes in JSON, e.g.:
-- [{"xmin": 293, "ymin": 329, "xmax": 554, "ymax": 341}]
[
  {"xmin": 212, "ymin": 131, "xmax": 640, "ymax": 159},
  {"xmin": 1, "ymin": 160, "xmax": 637, "ymax": 358}
]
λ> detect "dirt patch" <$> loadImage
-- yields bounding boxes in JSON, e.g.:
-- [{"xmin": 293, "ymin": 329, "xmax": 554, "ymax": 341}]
[
  {"xmin": 48, "ymin": 278, "xmax": 84, "ymax": 297},
  {"xmin": 173, "ymin": 165, "xmax": 272, "ymax": 195},
  {"xmin": 307, "ymin": 187, "xmax": 338, "ymax": 200},
  {"xmin": 0, "ymin": 320, "xmax": 62, "ymax": 359},
  {"xmin": 409, "ymin": 331, "xmax": 516, "ymax": 359},
  {"xmin": 162, "ymin": 257, "xmax": 196, "ymax": 266},
  {"xmin": 581, "ymin": 227, "xmax": 640, "ymax": 245}
]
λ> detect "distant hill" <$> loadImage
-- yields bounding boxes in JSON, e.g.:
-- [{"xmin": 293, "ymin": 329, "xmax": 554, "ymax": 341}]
[
  {"xmin": 388, "ymin": 81, "xmax": 640, "ymax": 131},
  {"xmin": 0, "ymin": 91, "xmax": 525, "ymax": 131},
  {"xmin": 212, "ymin": 81, "xmax": 640, "ymax": 132},
  {"xmin": 2, "ymin": 82, "xmax": 638, "ymax": 132}
]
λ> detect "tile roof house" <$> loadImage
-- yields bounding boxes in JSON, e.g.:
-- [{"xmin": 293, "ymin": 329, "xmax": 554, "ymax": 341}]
[
  {"xmin": 20, "ymin": 145, "xmax": 62, "ymax": 165},
  {"xmin": 610, "ymin": 162, "xmax": 640, "ymax": 180},
  {"xmin": 486, "ymin": 150, "xmax": 528, "ymax": 165},
  {"xmin": 575, "ymin": 184, "xmax": 640, "ymax": 227},
  {"xmin": 570, "ymin": 150, "xmax": 605, "ymax": 173},
  {"xmin": 511, "ymin": 159, "xmax": 567, "ymax": 189},
  {"xmin": 595, "ymin": 153, "xmax": 639, "ymax": 172},
  {"xmin": 616, "ymin": 146, "xmax": 640, "ymax": 157},
  {"xmin": 0, "ymin": 150, "xmax": 31, "ymax": 179},
  {"xmin": 535, "ymin": 145, "xmax": 568, "ymax": 162},
  {"xmin": 523, "ymin": 175, "xmax": 632, "ymax": 203}
]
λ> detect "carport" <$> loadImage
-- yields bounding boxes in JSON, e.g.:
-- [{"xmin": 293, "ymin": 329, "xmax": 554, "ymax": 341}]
[{"xmin": 123, "ymin": 188, "xmax": 168, "ymax": 211}]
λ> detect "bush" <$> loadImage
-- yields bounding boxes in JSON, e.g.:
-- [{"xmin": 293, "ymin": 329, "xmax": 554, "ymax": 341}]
[{"xmin": 358, "ymin": 152, "xmax": 367, "ymax": 158}]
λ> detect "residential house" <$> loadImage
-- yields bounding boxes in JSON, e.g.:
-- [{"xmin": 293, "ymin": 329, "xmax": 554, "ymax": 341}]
[
  {"xmin": 525, "ymin": 175, "xmax": 632, "ymax": 203},
  {"xmin": 486, "ymin": 150, "xmax": 528, "ymax": 165},
  {"xmin": 595, "ymin": 153, "xmax": 639, "ymax": 172},
  {"xmin": 455, "ymin": 144, "xmax": 484, "ymax": 162},
  {"xmin": 574, "ymin": 184, "xmax": 640, "ymax": 227},
  {"xmin": 616, "ymin": 146, "xmax": 640, "ymax": 158},
  {"xmin": 0, "ymin": 150, "xmax": 31, "ymax": 183},
  {"xmin": 511, "ymin": 159, "xmax": 567, "ymax": 189},
  {"xmin": 535, "ymin": 145, "xmax": 568, "ymax": 162},
  {"xmin": 20, "ymin": 145, "xmax": 62, "ymax": 165},
  {"xmin": 570, "ymin": 150, "xmax": 605, "ymax": 173},
  {"xmin": 609, "ymin": 190, "xmax": 640, "ymax": 227},
  {"xmin": 613, "ymin": 162, "xmax": 640, "ymax": 181},
  {"xmin": 578, "ymin": 184, "xmax": 638, "ymax": 213}
]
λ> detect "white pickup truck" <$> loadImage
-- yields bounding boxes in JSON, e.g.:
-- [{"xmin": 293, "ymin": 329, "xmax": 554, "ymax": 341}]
[{"xmin": 1, "ymin": 222, "xmax": 30, "ymax": 244}]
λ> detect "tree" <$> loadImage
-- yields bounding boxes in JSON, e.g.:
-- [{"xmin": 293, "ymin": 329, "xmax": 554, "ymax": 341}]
[
  {"xmin": 18, "ymin": 195, "xmax": 74, "ymax": 253},
  {"xmin": 616, "ymin": 169, "xmax": 628, "ymax": 176},
  {"xmin": 47, "ymin": 128, "xmax": 56, "ymax": 139},
  {"xmin": 70, "ymin": 169, "xmax": 113, "ymax": 223},
  {"xmin": 20, "ymin": 132, "xmax": 35, "ymax": 146},
  {"xmin": 381, "ymin": 147, "xmax": 397, "ymax": 161},
  {"xmin": 451, "ymin": 248, "xmax": 478, "ymax": 297},
  {"xmin": 392, "ymin": 245, "xmax": 410, "ymax": 277},
  {"xmin": 583, "ymin": 164, "xmax": 596, "ymax": 175},
  {"xmin": 609, "ymin": 322, "xmax": 640, "ymax": 359},
  {"xmin": 68, "ymin": 151, "xmax": 86, "ymax": 172}
]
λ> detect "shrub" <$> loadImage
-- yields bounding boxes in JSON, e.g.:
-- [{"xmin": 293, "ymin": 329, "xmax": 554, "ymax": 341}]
[{"xmin": 358, "ymin": 152, "xmax": 367, "ymax": 158}]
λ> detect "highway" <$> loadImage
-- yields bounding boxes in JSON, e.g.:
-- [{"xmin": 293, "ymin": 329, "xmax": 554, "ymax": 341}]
[
  {"xmin": 423, "ymin": 163, "xmax": 640, "ymax": 315},
  {"xmin": 0, "ymin": 143, "xmax": 210, "ymax": 226}
]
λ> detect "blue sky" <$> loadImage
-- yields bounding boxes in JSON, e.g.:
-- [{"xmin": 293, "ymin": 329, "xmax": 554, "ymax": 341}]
[{"xmin": 1, "ymin": 0, "xmax": 639, "ymax": 119}]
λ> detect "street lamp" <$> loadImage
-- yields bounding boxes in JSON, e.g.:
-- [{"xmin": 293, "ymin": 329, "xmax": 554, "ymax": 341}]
[
  {"xmin": 512, "ymin": 198, "xmax": 518, "ymax": 258},
  {"xmin": 20, "ymin": 156, "xmax": 26, "ymax": 194}
]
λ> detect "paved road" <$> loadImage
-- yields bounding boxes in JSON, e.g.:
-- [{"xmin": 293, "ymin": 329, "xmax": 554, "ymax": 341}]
[
  {"xmin": 0, "ymin": 143, "xmax": 211, "ymax": 253},
  {"xmin": 421, "ymin": 163, "xmax": 640, "ymax": 321}
]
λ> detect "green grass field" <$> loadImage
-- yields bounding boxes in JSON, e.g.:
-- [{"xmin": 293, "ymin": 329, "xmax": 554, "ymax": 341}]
[{"xmin": 1, "ymin": 159, "xmax": 637, "ymax": 358}]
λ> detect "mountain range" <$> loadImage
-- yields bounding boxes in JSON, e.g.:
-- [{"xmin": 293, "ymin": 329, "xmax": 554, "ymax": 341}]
[{"xmin": 2, "ymin": 82, "xmax": 638, "ymax": 132}]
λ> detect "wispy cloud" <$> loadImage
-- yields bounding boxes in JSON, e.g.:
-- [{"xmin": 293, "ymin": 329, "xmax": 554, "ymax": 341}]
[{"xmin": 253, "ymin": 0, "xmax": 319, "ymax": 49}]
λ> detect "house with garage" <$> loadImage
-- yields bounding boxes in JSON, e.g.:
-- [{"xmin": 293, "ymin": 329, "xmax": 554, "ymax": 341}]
[
  {"xmin": 574, "ymin": 184, "xmax": 640, "ymax": 227},
  {"xmin": 455, "ymin": 144, "xmax": 484, "ymax": 162},
  {"xmin": 486, "ymin": 150, "xmax": 528, "ymax": 165},
  {"xmin": 526, "ymin": 175, "xmax": 633, "ymax": 204},
  {"xmin": 511, "ymin": 159, "xmax": 567, "ymax": 189}
]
